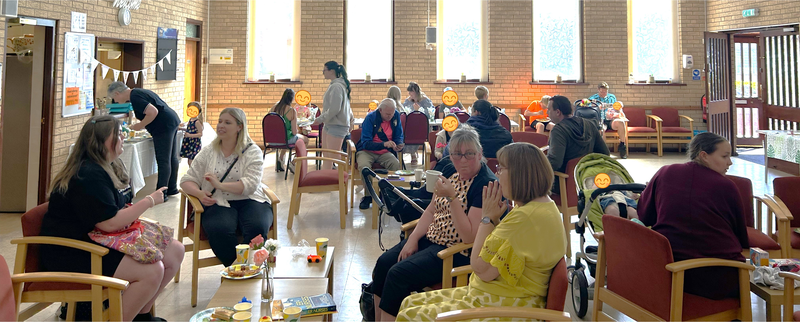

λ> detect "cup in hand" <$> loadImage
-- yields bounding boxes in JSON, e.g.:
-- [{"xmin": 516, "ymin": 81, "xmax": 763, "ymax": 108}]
[
  {"xmin": 414, "ymin": 169, "xmax": 424, "ymax": 182},
  {"xmin": 315, "ymin": 237, "xmax": 329, "ymax": 257},
  {"xmin": 425, "ymin": 170, "xmax": 442, "ymax": 193}
]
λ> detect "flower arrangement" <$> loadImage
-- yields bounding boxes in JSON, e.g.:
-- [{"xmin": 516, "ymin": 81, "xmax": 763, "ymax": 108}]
[
  {"xmin": 449, "ymin": 106, "xmax": 463, "ymax": 113},
  {"xmin": 249, "ymin": 234, "xmax": 265, "ymax": 250},
  {"xmin": 265, "ymin": 238, "xmax": 280, "ymax": 263},
  {"xmin": 253, "ymin": 248, "xmax": 269, "ymax": 266}
]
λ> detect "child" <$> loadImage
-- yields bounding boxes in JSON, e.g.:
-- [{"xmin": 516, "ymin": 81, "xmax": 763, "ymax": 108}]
[
  {"xmin": 272, "ymin": 88, "xmax": 309, "ymax": 171},
  {"xmin": 179, "ymin": 101, "xmax": 204, "ymax": 166},
  {"xmin": 524, "ymin": 95, "xmax": 555, "ymax": 133},
  {"xmin": 433, "ymin": 126, "xmax": 454, "ymax": 160}
]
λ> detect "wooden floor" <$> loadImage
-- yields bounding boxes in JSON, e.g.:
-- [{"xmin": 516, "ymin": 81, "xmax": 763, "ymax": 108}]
[{"xmin": 0, "ymin": 148, "xmax": 795, "ymax": 321}]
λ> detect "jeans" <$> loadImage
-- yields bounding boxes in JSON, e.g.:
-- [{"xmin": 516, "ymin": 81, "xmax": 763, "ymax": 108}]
[
  {"xmin": 151, "ymin": 129, "xmax": 180, "ymax": 195},
  {"xmin": 201, "ymin": 199, "xmax": 274, "ymax": 266}
]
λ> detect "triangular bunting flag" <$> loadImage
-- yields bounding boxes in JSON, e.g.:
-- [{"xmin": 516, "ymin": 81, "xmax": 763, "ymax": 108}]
[
  {"xmin": 164, "ymin": 50, "xmax": 171, "ymax": 64},
  {"xmin": 142, "ymin": 69, "xmax": 148, "ymax": 82},
  {"xmin": 90, "ymin": 60, "xmax": 100, "ymax": 73},
  {"xmin": 113, "ymin": 69, "xmax": 120, "ymax": 81},
  {"xmin": 132, "ymin": 70, "xmax": 139, "ymax": 84},
  {"xmin": 122, "ymin": 71, "xmax": 130, "ymax": 83},
  {"xmin": 101, "ymin": 65, "xmax": 110, "ymax": 79},
  {"xmin": 157, "ymin": 60, "xmax": 164, "ymax": 71}
]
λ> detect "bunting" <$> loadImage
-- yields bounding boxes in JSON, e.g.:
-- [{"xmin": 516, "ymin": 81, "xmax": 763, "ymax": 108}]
[
  {"xmin": 113, "ymin": 69, "xmax": 120, "ymax": 81},
  {"xmin": 132, "ymin": 70, "xmax": 139, "ymax": 84},
  {"xmin": 93, "ymin": 50, "xmax": 172, "ymax": 84},
  {"xmin": 122, "ymin": 71, "xmax": 130, "ymax": 83}
]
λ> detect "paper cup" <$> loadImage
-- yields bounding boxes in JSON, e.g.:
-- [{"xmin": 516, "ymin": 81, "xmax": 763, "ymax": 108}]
[
  {"xmin": 233, "ymin": 311, "xmax": 252, "ymax": 322},
  {"xmin": 425, "ymin": 170, "xmax": 442, "ymax": 193},
  {"xmin": 414, "ymin": 169, "xmax": 424, "ymax": 182},
  {"xmin": 283, "ymin": 307, "xmax": 302, "ymax": 322},
  {"xmin": 315, "ymin": 238, "xmax": 329, "ymax": 257},
  {"xmin": 235, "ymin": 244, "xmax": 250, "ymax": 265},
  {"xmin": 234, "ymin": 302, "xmax": 253, "ymax": 312}
]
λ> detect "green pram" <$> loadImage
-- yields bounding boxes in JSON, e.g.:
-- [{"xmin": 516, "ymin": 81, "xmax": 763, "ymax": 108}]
[{"xmin": 568, "ymin": 153, "xmax": 646, "ymax": 318}]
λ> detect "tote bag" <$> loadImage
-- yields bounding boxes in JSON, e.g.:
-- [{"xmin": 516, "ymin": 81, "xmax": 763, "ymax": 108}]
[{"xmin": 88, "ymin": 219, "xmax": 174, "ymax": 264}]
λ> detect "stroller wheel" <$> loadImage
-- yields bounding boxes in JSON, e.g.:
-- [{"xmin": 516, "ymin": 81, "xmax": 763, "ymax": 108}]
[{"xmin": 571, "ymin": 269, "xmax": 589, "ymax": 318}]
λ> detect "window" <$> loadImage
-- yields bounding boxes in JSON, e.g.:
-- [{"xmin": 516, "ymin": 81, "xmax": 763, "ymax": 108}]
[
  {"xmin": 346, "ymin": 0, "xmax": 393, "ymax": 81},
  {"xmin": 628, "ymin": 0, "xmax": 678, "ymax": 82},
  {"xmin": 532, "ymin": 0, "xmax": 582, "ymax": 82},
  {"xmin": 247, "ymin": 0, "xmax": 300, "ymax": 81},
  {"xmin": 437, "ymin": 0, "xmax": 488, "ymax": 81}
]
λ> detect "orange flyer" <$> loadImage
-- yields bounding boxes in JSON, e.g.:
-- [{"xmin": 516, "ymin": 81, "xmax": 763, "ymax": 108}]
[{"xmin": 65, "ymin": 87, "xmax": 80, "ymax": 106}]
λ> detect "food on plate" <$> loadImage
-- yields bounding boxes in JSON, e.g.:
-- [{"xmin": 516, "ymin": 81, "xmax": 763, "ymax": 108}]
[
  {"xmin": 211, "ymin": 308, "xmax": 234, "ymax": 320},
  {"xmin": 226, "ymin": 264, "xmax": 259, "ymax": 277}
]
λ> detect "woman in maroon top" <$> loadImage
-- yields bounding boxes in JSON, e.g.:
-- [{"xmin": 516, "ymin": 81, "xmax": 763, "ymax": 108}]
[{"xmin": 638, "ymin": 132, "xmax": 748, "ymax": 300}]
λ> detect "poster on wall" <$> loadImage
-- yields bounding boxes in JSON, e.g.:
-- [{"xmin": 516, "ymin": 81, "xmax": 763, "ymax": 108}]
[
  {"xmin": 156, "ymin": 27, "xmax": 177, "ymax": 81},
  {"xmin": 62, "ymin": 32, "xmax": 96, "ymax": 118}
]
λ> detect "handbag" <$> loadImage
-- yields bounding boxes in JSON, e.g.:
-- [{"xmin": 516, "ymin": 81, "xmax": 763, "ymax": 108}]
[
  {"xmin": 359, "ymin": 282, "xmax": 375, "ymax": 321},
  {"xmin": 88, "ymin": 219, "xmax": 174, "ymax": 264}
]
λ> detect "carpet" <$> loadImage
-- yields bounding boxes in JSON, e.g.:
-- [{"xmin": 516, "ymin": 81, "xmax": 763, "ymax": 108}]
[{"xmin": 735, "ymin": 154, "xmax": 765, "ymax": 166}]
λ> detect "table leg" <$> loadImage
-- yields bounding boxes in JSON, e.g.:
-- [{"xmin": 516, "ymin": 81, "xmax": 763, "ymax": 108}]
[
  {"xmin": 767, "ymin": 301, "xmax": 781, "ymax": 321},
  {"xmin": 328, "ymin": 256, "xmax": 334, "ymax": 296}
]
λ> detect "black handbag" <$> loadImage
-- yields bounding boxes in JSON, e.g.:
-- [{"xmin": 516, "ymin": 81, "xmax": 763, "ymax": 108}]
[{"xmin": 359, "ymin": 282, "xmax": 375, "ymax": 322}]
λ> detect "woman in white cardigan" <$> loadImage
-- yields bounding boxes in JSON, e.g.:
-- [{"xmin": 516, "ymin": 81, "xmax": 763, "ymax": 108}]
[
  {"xmin": 180, "ymin": 107, "xmax": 273, "ymax": 266},
  {"xmin": 313, "ymin": 60, "xmax": 353, "ymax": 169}
]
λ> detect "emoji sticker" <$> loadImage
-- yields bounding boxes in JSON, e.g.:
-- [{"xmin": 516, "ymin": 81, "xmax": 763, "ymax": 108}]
[
  {"xmin": 295, "ymin": 90, "xmax": 312, "ymax": 106},
  {"xmin": 369, "ymin": 100, "xmax": 378, "ymax": 111},
  {"xmin": 594, "ymin": 173, "xmax": 611, "ymax": 189},
  {"xmin": 613, "ymin": 102, "xmax": 623, "ymax": 111},
  {"xmin": 442, "ymin": 115, "xmax": 459, "ymax": 132},
  {"xmin": 442, "ymin": 90, "xmax": 459, "ymax": 106},
  {"xmin": 186, "ymin": 105, "xmax": 200, "ymax": 118}
]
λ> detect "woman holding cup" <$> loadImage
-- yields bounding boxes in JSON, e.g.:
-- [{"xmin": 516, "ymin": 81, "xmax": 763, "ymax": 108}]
[{"xmin": 369, "ymin": 126, "xmax": 499, "ymax": 321}]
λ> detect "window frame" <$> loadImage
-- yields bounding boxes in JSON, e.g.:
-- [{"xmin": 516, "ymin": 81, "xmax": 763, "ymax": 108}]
[
  {"xmin": 344, "ymin": 0, "xmax": 395, "ymax": 83},
  {"xmin": 246, "ymin": 0, "xmax": 302, "ymax": 83},
  {"xmin": 531, "ymin": 0, "xmax": 584, "ymax": 83},
  {"xmin": 436, "ymin": 0, "xmax": 489, "ymax": 82},
  {"xmin": 627, "ymin": 0, "xmax": 680, "ymax": 83}
]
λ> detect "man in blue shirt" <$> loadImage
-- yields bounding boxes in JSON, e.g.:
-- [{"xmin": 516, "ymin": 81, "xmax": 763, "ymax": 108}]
[{"xmin": 589, "ymin": 82, "xmax": 627, "ymax": 159}]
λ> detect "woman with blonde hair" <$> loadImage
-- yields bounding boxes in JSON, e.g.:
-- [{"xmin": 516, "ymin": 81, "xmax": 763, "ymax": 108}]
[
  {"xmin": 386, "ymin": 85, "xmax": 407, "ymax": 112},
  {"xmin": 40, "ymin": 115, "xmax": 183, "ymax": 321},
  {"xmin": 181, "ymin": 107, "xmax": 274, "ymax": 266},
  {"xmin": 397, "ymin": 142, "xmax": 567, "ymax": 321}
]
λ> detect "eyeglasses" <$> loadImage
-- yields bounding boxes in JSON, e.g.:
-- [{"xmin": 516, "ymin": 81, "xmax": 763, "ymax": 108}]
[
  {"xmin": 451, "ymin": 151, "xmax": 477, "ymax": 160},
  {"xmin": 495, "ymin": 164, "xmax": 506, "ymax": 173}
]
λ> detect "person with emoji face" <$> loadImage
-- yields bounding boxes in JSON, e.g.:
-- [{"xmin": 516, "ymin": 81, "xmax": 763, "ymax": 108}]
[
  {"xmin": 179, "ymin": 101, "xmax": 205, "ymax": 166},
  {"xmin": 441, "ymin": 87, "xmax": 464, "ymax": 112}
]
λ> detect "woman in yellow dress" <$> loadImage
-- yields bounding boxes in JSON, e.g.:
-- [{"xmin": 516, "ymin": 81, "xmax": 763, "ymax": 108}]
[{"xmin": 396, "ymin": 142, "xmax": 567, "ymax": 321}]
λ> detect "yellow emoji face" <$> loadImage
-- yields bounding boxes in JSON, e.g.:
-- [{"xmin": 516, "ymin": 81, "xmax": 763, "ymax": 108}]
[
  {"xmin": 186, "ymin": 105, "xmax": 200, "ymax": 118},
  {"xmin": 369, "ymin": 100, "xmax": 378, "ymax": 111},
  {"xmin": 594, "ymin": 173, "xmax": 611, "ymax": 189},
  {"xmin": 442, "ymin": 115, "xmax": 459, "ymax": 132},
  {"xmin": 295, "ymin": 90, "xmax": 312, "ymax": 106},
  {"xmin": 613, "ymin": 102, "xmax": 623, "ymax": 111},
  {"xmin": 442, "ymin": 90, "xmax": 459, "ymax": 106}
]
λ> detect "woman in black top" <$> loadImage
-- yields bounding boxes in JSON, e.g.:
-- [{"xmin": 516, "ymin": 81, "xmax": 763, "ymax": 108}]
[
  {"xmin": 108, "ymin": 81, "xmax": 182, "ymax": 200},
  {"xmin": 40, "ymin": 115, "xmax": 184, "ymax": 322}
]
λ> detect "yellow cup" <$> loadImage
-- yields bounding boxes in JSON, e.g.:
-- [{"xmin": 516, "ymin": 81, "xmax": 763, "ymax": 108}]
[
  {"xmin": 235, "ymin": 244, "xmax": 250, "ymax": 265},
  {"xmin": 315, "ymin": 238, "xmax": 329, "ymax": 258},
  {"xmin": 283, "ymin": 307, "xmax": 302, "ymax": 322},
  {"xmin": 233, "ymin": 311, "xmax": 252, "ymax": 322}
]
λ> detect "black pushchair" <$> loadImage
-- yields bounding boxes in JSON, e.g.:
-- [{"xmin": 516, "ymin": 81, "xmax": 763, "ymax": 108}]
[{"xmin": 361, "ymin": 168, "xmax": 427, "ymax": 250}]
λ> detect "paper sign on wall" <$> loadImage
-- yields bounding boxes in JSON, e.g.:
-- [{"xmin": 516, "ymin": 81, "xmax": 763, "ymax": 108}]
[
  {"xmin": 62, "ymin": 32, "xmax": 95, "ymax": 117},
  {"xmin": 65, "ymin": 87, "xmax": 80, "ymax": 106},
  {"xmin": 210, "ymin": 48, "xmax": 233, "ymax": 65},
  {"xmin": 71, "ymin": 12, "xmax": 87, "ymax": 33}
]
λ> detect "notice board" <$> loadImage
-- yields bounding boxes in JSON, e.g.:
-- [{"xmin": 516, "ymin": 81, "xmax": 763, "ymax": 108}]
[{"xmin": 62, "ymin": 32, "xmax": 95, "ymax": 117}]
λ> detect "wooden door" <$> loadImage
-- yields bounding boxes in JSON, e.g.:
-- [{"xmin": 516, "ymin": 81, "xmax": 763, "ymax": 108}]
[
  {"xmin": 705, "ymin": 32, "xmax": 735, "ymax": 149},
  {"xmin": 761, "ymin": 29, "xmax": 800, "ymax": 131},
  {"xmin": 733, "ymin": 35, "xmax": 762, "ymax": 146},
  {"xmin": 183, "ymin": 40, "xmax": 197, "ymax": 121}
]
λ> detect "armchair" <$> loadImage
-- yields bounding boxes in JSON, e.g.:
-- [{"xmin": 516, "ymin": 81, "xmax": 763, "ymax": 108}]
[
  {"xmin": 651, "ymin": 107, "xmax": 694, "ymax": 153},
  {"xmin": 625, "ymin": 108, "xmax": 663, "ymax": 156},
  {"xmin": 400, "ymin": 220, "xmax": 473, "ymax": 289},
  {"xmin": 288, "ymin": 139, "xmax": 349, "ymax": 229}
]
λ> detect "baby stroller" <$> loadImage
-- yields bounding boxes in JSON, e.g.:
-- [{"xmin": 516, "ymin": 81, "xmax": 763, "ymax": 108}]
[
  {"xmin": 568, "ymin": 153, "xmax": 646, "ymax": 318},
  {"xmin": 361, "ymin": 168, "xmax": 427, "ymax": 250},
  {"xmin": 574, "ymin": 98, "xmax": 603, "ymax": 129}
]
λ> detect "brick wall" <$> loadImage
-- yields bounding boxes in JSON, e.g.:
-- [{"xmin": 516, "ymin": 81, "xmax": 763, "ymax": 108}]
[
  {"xmin": 2, "ymin": 0, "xmax": 209, "ymax": 177},
  {"xmin": 707, "ymin": 0, "xmax": 800, "ymax": 31}
]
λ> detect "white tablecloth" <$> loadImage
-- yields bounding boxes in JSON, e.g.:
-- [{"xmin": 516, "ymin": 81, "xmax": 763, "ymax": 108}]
[{"xmin": 70, "ymin": 137, "xmax": 158, "ymax": 196}]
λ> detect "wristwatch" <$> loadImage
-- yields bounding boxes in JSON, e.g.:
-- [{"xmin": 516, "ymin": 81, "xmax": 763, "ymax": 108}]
[{"xmin": 481, "ymin": 216, "xmax": 497, "ymax": 226}]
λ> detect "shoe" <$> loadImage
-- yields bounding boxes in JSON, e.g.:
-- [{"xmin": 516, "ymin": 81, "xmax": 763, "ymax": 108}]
[
  {"xmin": 163, "ymin": 195, "xmax": 169, "ymax": 203},
  {"xmin": 618, "ymin": 143, "xmax": 628, "ymax": 159},
  {"xmin": 276, "ymin": 163, "xmax": 285, "ymax": 172},
  {"xmin": 166, "ymin": 190, "xmax": 180, "ymax": 196},
  {"xmin": 133, "ymin": 312, "xmax": 167, "ymax": 322},
  {"xmin": 410, "ymin": 159, "xmax": 418, "ymax": 165},
  {"xmin": 359, "ymin": 196, "xmax": 372, "ymax": 209}
]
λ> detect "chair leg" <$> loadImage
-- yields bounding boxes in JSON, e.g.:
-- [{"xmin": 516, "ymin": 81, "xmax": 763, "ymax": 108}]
[
  {"xmin": 284, "ymin": 150, "xmax": 292, "ymax": 180},
  {"xmin": 191, "ymin": 243, "xmax": 200, "ymax": 307},
  {"xmin": 66, "ymin": 302, "xmax": 77, "ymax": 321},
  {"xmin": 275, "ymin": 148, "xmax": 280, "ymax": 172},
  {"xmin": 350, "ymin": 178, "xmax": 356, "ymax": 209},
  {"xmin": 340, "ymin": 183, "xmax": 347, "ymax": 229}
]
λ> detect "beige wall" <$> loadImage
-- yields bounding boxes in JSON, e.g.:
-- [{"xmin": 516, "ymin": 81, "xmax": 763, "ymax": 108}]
[
  {"xmin": 707, "ymin": 0, "xmax": 800, "ymax": 31},
  {"xmin": 0, "ymin": 0, "xmax": 209, "ymax": 181},
  {"xmin": 206, "ymin": 0, "xmax": 713, "ymax": 145}
]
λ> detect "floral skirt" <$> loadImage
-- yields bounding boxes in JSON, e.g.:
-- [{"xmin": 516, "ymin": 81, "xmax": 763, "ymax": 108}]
[{"xmin": 396, "ymin": 285, "xmax": 546, "ymax": 322}]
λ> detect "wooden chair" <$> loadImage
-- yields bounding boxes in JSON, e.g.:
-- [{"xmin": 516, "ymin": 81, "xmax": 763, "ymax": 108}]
[
  {"xmin": 727, "ymin": 175, "xmax": 784, "ymax": 258},
  {"xmin": 779, "ymin": 271, "xmax": 800, "ymax": 322},
  {"xmin": 437, "ymin": 257, "xmax": 570, "ymax": 321},
  {"xmin": 262, "ymin": 112, "xmax": 296, "ymax": 180},
  {"xmin": 423, "ymin": 131, "xmax": 439, "ymax": 171},
  {"xmin": 770, "ymin": 177, "xmax": 800, "ymax": 258},
  {"xmin": 11, "ymin": 203, "xmax": 131, "ymax": 321},
  {"xmin": 400, "ymin": 220, "xmax": 472, "ymax": 289},
  {"xmin": 288, "ymin": 140, "xmax": 349, "ymax": 229},
  {"xmin": 625, "ymin": 108, "xmax": 663, "ymax": 156},
  {"xmin": 593, "ymin": 215, "xmax": 753, "ymax": 321},
  {"xmin": 552, "ymin": 156, "xmax": 582, "ymax": 256},
  {"xmin": 176, "ymin": 186, "xmax": 280, "ymax": 307},
  {"xmin": 651, "ymin": 107, "xmax": 694, "ymax": 153},
  {"xmin": 511, "ymin": 131, "xmax": 549, "ymax": 148}
]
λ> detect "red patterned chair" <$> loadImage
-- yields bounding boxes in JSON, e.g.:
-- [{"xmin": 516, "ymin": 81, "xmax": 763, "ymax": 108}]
[
  {"xmin": 625, "ymin": 108, "xmax": 662, "ymax": 156},
  {"xmin": 651, "ymin": 107, "xmax": 694, "ymax": 153},
  {"xmin": 593, "ymin": 215, "xmax": 753, "ymax": 321}
]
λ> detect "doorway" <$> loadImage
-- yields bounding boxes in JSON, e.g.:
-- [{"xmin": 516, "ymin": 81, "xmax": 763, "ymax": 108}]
[
  {"xmin": 0, "ymin": 17, "xmax": 56, "ymax": 212},
  {"xmin": 183, "ymin": 19, "xmax": 202, "ymax": 120},
  {"xmin": 95, "ymin": 38, "xmax": 144, "ymax": 102},
  {"xmin": 733, "ymin": 34, "xmax": 762, "ymax": 146}
]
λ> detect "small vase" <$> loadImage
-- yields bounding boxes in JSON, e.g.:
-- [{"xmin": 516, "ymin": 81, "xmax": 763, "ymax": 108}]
[
  {"xmin": 247, "ymin": 250, "xmax": 255, "ymax": 266},
  {"xmin": 261, "ymin": 264, "xmax": 274, "ymax": 303}
]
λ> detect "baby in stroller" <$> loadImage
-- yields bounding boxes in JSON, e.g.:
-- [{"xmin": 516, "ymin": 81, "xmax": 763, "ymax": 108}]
[{"xmin": 577, "ymin": 153, "xmax": 644, "ymax": 229}]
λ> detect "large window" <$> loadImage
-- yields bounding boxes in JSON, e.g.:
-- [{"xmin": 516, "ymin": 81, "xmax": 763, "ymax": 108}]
[
  {"xmin": 532, "ymin": 0, "xmax": 582, "ymax": 82},
  {"xmin": 629, "ymin": 0, "xmax": 678, "ymax": 82},
  {"xmin": 346, "ymin": 0, "xmax": 393, "ymax": 81},
  {"xmin": 247, "ymin": 0, "xmax": 300, "ymax": 81},
  {"xmin": 437, "ymin": 0, "xmax": 488, "ymax": 81}
]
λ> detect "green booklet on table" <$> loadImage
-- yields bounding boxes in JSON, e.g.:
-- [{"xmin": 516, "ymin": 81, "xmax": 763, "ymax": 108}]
[{"xmin": 280, "ymin": 293, "xmax": 337, "ymax": 317}]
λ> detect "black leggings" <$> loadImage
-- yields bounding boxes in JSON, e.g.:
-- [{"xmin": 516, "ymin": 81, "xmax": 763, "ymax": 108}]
[
  {"xmin": 201, "ymin": 199, "xmax": 274, "ymax": 266},
  {"xmin": 151, "ymin": 129, "xmax": 180, "ymax": 194},
  {"xmin": 371, "ymin": 237, "xmax": 470, "ymax": 316}
]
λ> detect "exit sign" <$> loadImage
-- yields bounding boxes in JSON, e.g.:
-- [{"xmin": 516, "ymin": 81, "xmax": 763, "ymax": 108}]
[{"xmin": 742, "ymin": 9, "xmax": 759, "ymax": 18}]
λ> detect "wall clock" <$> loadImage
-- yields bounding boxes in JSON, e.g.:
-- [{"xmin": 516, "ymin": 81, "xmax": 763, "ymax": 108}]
[{"xmin": 118, "ymin": 8, "xmax": 131, "ymax": 26}]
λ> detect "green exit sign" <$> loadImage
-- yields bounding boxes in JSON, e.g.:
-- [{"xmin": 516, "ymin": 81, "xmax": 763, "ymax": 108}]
[{"xmin": 742, "ymin": 9, "xmax": 759, "ymax": 18}]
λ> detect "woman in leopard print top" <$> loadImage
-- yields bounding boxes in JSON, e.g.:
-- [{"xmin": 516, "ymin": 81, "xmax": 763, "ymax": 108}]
[{"xmin": 370, "ymin": 125, "xmax": 498, "ymax": 321}]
